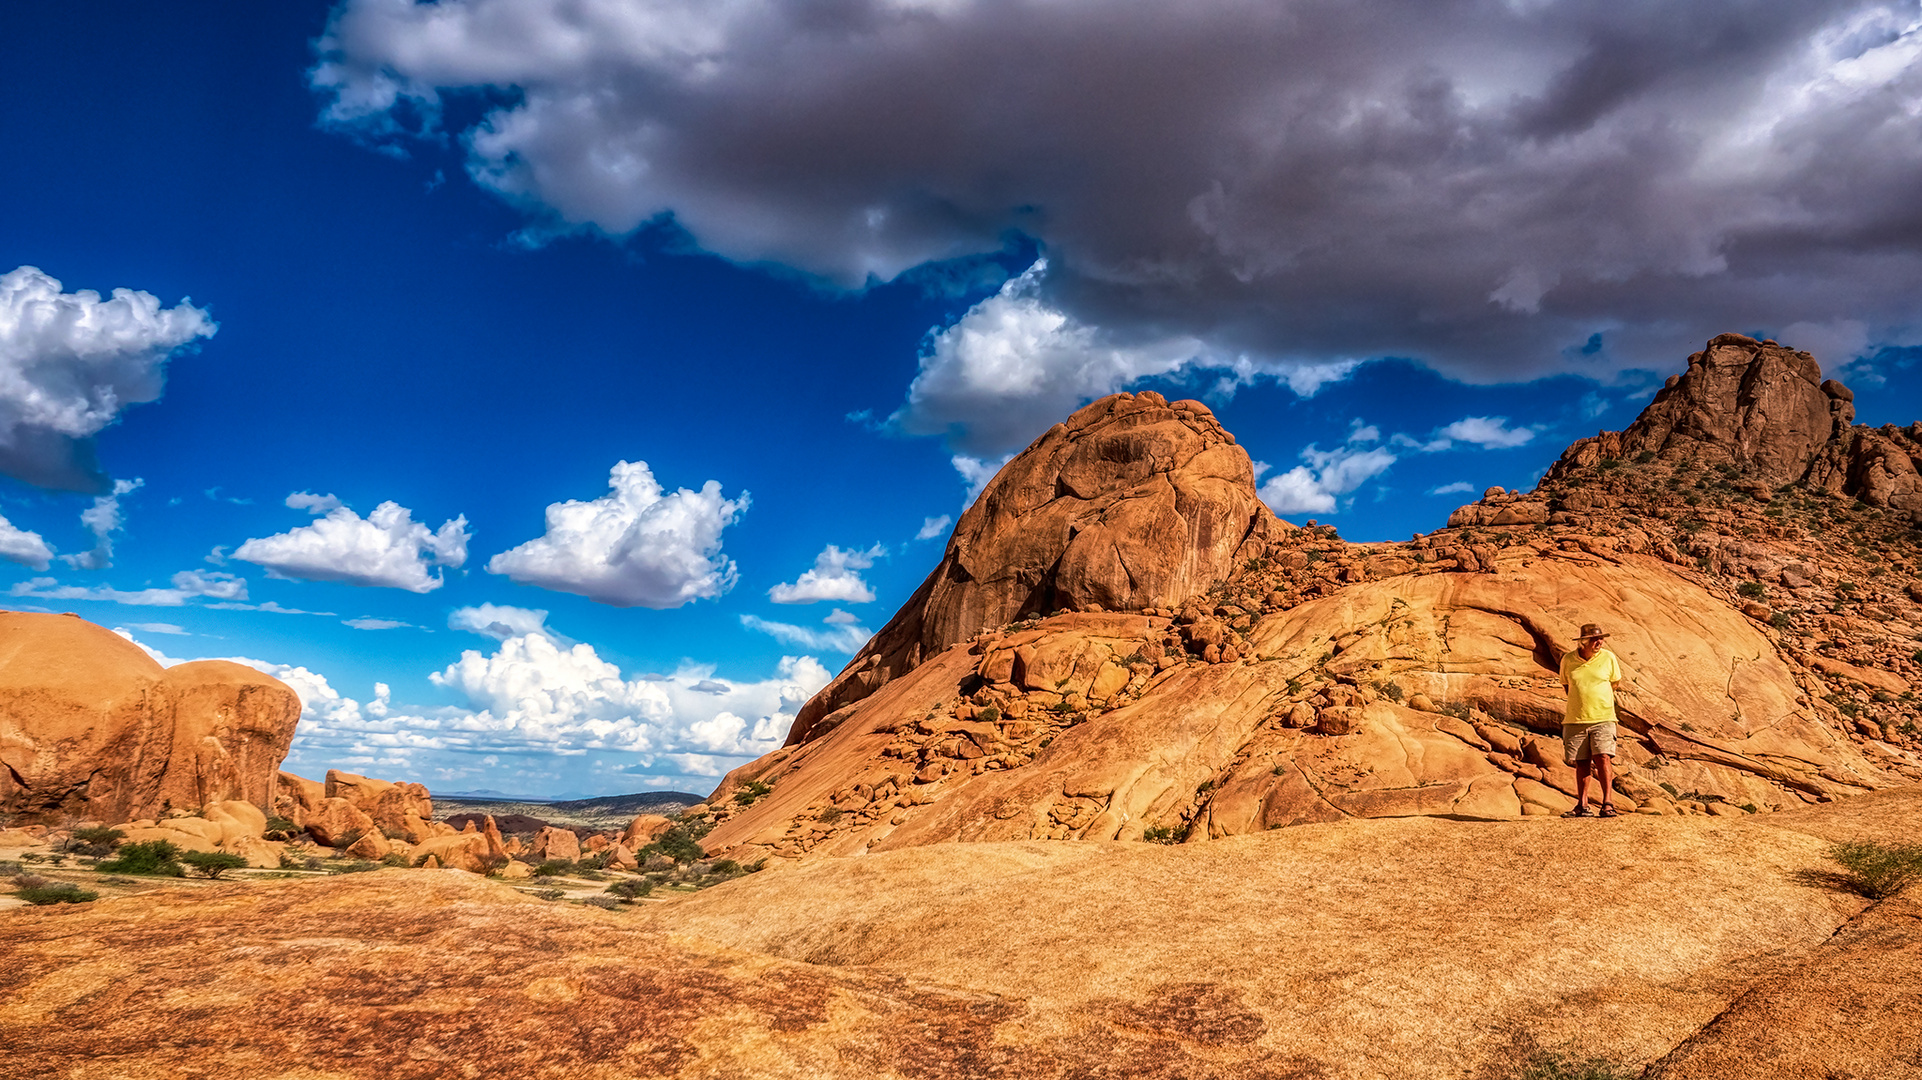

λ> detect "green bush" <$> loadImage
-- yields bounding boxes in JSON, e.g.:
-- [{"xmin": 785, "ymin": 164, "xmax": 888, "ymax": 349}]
[
  {"xmin": 379, "ymin": 852, "xmax": 411, "ymax": 867},
  {"xmin": 1141, "ymin": 825, "xmax": 1182, "ymax": 844},
  {"xmin": 330, "ymin": 860, "xmax": 380, "ymax": 874},
  {"xmin": 15, "ymin": 883, "xmax": 98, "ymax": 905},
  {"xmin": 1510, "ymin": 1050, "xmax": 1638, "ymax": 1080},
  {"xmin": 1737, "ymin": 580, "xmax": 1766, "ymax": 598},
  {"xmin": 577, "ymin": 895, "xmax": 623, "ymax": 910},
  {"xmin": 262, "ymin": 816, "xmax": 300, "ymax": 840},
  {"xmin": 97, "ymin": 840, "xmax": 185, "ymax": 877},
  {"xmin": 605, "ymin": 878, "xmax": 653, "ymax": 901},
  {"xmin": 732, "ymin": 780, "xmax": 773, "ymax": 806},
  {"xmin": 648, "ymin": 824, "xmax": 708, "ymax": 865},
  {"xmin": 532, "ymin": 860, "xmax": 575, "ymax": 877},
  {"xmin": 70, "ymin": 826, "xmax": 124, "ymax": 847},
  {"xmin": 179, "ymin": 851, "xmax": 249, "ymax": 879},
  {"xmin": 1826, "ymin": 840, "xmax": 1922, "ymax": 899},
  {"xmin": 977, "ymin": 706, "xmax": 1002, "ymax": 724}
]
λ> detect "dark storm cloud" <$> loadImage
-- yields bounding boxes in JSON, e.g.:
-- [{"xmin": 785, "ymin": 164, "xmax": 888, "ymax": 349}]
[{"xmin": 314, "ymin": 0, "xmax": 1922, "ymax": 385}]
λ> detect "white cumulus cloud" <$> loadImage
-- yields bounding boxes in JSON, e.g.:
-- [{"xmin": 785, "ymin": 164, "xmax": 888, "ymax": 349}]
[
  {"xmin": 889, "ymin": 260, "xmax": 1209, "ymax": 454},
  {"xmin": 487, "ymin": 459, "xmax": 747, "ymax": 608},
  {"xmin": 768, "ymin": 543, "xmax": 885, "ymax": 604},
  {"xmin": 0, "ymin": 266, "xmax": 215, "ymax": 491},
  {"xmin": 0, "ymin": 513, "xmax": 53, "ymax": 570},
  {"xmin": 1424, "ymin": 416, "xmax": 1537, "ymax": 452},
  {"xmin": 233, "ymin": 499, "xmax": 470, "ymax": 593},
  {"xmin": 1257, "ymin": 425, "xmax": 1400, "ymax": 518},
  {"xmin": 915, "ymin": 515, "xmax": 952, "ymax": 542}
]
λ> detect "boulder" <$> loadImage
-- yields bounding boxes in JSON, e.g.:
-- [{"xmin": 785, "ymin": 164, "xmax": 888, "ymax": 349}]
[
  {"xmin": 303, "ymin": 797, "xmax": 378, "ymax": 849},
  {"xmin": 784, "ymin": 392, "xmax": 1282, "ymax": 744},
  {"xmin": 204, "ymin": 800, "xmax": 267, "ymax": 845},
  {"xmin": 274, "ymin": 771, "xmax": 326, "ymax": 827},
  {"xmin": 229, "ymin": 836, "xmax": 284, "ymax": 869},
  {"xmin": 530, "ymin": 827, "xmax": 581, "ymax": 863},
  {"xmin": 605, "ymin": 843, "xmax": 638, "ymax": 870},
  {"xmin": 621, "ymin": 814, "xmax": 674, "ymax": 849},
  {"xmin": 411, "ymin": 832, "xmax": 493, "ymax": 874},
  {"xmin": 0, "ymin": 613, "xmax": 301, "ymax": 824}
]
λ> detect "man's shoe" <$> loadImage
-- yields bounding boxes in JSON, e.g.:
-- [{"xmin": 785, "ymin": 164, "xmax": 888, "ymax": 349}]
[
  {"xmin": 1561, "ymin": 805, "xmax": 1593, "ymax": 818},
  {"xmin": 1597, "ymin": 804, "xmax": 1619, "ymax": 818}
]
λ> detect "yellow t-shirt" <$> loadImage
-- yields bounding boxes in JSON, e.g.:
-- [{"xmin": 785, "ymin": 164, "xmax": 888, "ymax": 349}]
[{"xmin": 1561, "ymin": 646, "xmax": 1622, "ymax": 725}]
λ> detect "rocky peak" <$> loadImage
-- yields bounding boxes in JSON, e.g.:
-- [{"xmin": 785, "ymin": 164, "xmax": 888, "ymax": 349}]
[
  {"xmin": 1549, "ymin": 333, "xmax": 1855, "ymax": 488},
  {"xmin": 784, "ymin": 391, "xmax": 1281, "ymax": 745}
]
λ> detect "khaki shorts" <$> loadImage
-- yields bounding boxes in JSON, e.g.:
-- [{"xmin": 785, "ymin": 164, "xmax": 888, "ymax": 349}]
[{"xmin": 1563, "ymin": 721, "xmax": 1617, "ymax": 763}]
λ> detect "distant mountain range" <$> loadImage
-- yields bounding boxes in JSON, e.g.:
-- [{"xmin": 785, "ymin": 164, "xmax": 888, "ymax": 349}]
[{"xmin": 434, "ymin": 789, "xmax": 708, "ymax": 812}]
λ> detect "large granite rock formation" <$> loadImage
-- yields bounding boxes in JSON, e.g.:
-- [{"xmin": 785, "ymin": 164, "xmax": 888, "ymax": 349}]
[
  {"xmin": 1545, "ymin": 331, "xmax": 1921, "ymax": 520},
  {"xmin": 786, "ymin": 391, "xmax": 1281, "ymax": 744},
  {"xmin": 702, "ymin": 335, "xmax": 1921, "ymax": 862},
  {"xmin": 0, "ymin": 612, "xmax": 301, "ymax": 823}
]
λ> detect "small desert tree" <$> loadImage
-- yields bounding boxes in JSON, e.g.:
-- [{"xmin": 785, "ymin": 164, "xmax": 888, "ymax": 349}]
[
  {"xmin": 180, "ymin": 851, "xmax": 250, "ymax": 879},
  {"xmin": 98, "ymin": 840, "xmax": 185, "ymax": 877}
]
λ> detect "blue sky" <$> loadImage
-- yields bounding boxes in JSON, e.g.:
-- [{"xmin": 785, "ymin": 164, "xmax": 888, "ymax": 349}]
[{"xmin": 2, "ymin": 1, "xmax": 1918, "ymax": 798}]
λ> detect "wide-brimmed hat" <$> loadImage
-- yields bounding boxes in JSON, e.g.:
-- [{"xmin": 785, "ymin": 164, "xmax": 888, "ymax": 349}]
[{"xmin": 1579, "ymin": 623, "xmax": 1608, "ymax": 640}]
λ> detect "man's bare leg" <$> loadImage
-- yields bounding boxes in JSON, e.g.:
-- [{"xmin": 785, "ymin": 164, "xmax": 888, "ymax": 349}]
[
  {"xmin": 1573, "ymin": 758, "xmax": 1593, "ymax": 808},
  {"xmin": 1594, "ymin": 754, "xmax": 1614, "ymax": 807}
]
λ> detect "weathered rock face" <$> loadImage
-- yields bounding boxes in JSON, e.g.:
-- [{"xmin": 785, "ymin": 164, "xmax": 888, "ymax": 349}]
[
  {"xmin": 788, "ymin": 391, "xmax": 1282, "ymax": 744},
  {"xmin": 1546, "ymin": 332, "xmax": 1921, "ymax": 520},
  {"xmin": 0, "ymin": 612, "xmax": 301, "ymax": 823},
  {"xmin": 702, "ymin": 335, "xmax": 1922, "ymax": 864}
]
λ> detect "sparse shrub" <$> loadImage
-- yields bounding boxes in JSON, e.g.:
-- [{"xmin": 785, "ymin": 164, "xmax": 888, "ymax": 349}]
[
  {"xmin": 977, "ymin": 706, "xmax": 1002, "ymax": 724},
  {"xmin": 1599, "ymin": 458, "xmax": 1622, "ymax": 471},
  {"xmin": 1633, "ymin": 450, "xmax": 1655, "ymax": 464},
  {"xmin": 1509, "ymin": 1049, "xmax": 1638, "ymax": 1080},
  {"xmin": 1737, "ymin": 580, "xmax": 1766, "ymax": 598},
  {"xmin": 1141, "ymin": 825, "xmax": 1181, "ymax": 844},
  {"xmin": 330, "ymin": 828, "xmax": 366, "ymax": 852},
  {"xmin": 262, "ymin": 816, "xmax": 299, "ymax": 840},
  {"xmin": 379, "ymin": 853, "xmax": 411, "ymax": 867},
  {"xmin": 578, "ymin": 895, "xmax": 623, "ymax": 910},
  {"xmin": 278, "ymin": 853, "xmax": 306, "ymax": 870},
  {"xmin": 70, "ymin": 826, "xmax": 124, "ymax": 848},
  {"xmin": 1376, "ymin": 680, "xmax": 1405, "ymax": 703},
  {"xmin": 97, "ymin": 840, "xmax": 185, "ymax": 877},
  {"xmin": 733, "ymin": 780, "xmax": 773, "ymax": 806},
  {"xmin": 532, "ymin": 860, "xmax": 575, "ymax": 877},
  {"xmin": 532, "ymin": 888, "xmax": 565, "ymax": 901},
  {"xmin": 302, "ymin": 857, "xmax": 326, "ymax": 871},
  {"xmin": 11, "ymin": 872, "xmax": 51, "ymax": 890},
  {"xmin": 179, "ymin": 851, "xmax": 249, "ymax": 879},
  {"xmin": 815, "ymin": 806, "xmax": 843, "ymax": 824},
  {"xmin": 605, "ymin": 878, "xmax": 653, "ymax": 901},
  {"xmin": 1825, "ymin": 840, "xmax": 1922, "ymax": 899},
  {"xmin": 330, "ymin": 860, "xmax": 380, "ymax": 874},
  {"xmin": 15, "ymin": 883, "xmax": 98, "ymax": 905},
  {"xmin": 1771, "ymin": 611, "xmax": 1792, "ymax": 629}
]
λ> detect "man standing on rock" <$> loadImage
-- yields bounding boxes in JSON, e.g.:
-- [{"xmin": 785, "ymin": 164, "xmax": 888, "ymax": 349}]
[{"xmin": 1560, "ymin": 623, "xmax": 1624, "ymax": 819}]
